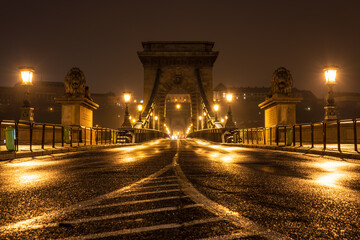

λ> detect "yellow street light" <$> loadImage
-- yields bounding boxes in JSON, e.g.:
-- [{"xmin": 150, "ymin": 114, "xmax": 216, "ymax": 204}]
[
  {"xmin": 137, "ymin": 104, "xmax": 143, "ymax": 121},
  {"xmin": 155, "ymin": 116, "xmax": 158, "ymax": 120},
  {"xmin": 19, "ymin": 67, "xmax": 35, "ymax": 85},
  {"xmin": 198, "ymin": 116, "xmax": 202, "ymax": 120},
  {"xmin": 214, "ymin": 104, "xmax": 219, "ymax": 122},
  {"xmin": 124, "ymin": 93, "xmax": 131, "ymax": 103},
  {"xmin": 324, "ymin": 67, "xmax": 338, "ymax": 85},
  {"xmin": 176, "ymin": 104, "xmax": 181, "ymax": 109},
  {"xmin": 323, "ymin": 66, "xmax": 339, "ymax": 121},
  {"xmin": 226, "ymin": 93, "xmax": 233, "ymax": 103}
]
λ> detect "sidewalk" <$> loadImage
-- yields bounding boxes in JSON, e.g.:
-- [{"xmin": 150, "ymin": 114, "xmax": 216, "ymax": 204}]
[
  {"xmin": 222, "ymin": 143, "xmax": 360, "ymax": 160},
  {"xmin": 0, "ymin": 143, "xmax": 135, "ymax": 161}
]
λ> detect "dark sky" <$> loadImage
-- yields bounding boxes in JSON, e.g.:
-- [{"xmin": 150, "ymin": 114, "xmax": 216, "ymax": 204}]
[{"xmin": 1, "ymin": 0, "xmax": 360, "ymax": 98}]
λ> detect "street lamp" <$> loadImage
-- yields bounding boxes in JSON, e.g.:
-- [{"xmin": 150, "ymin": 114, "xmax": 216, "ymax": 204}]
[
  {"xmin": 176, "ymin": 104, "xmax": 181, "ymax": 109},
  {"xmin": 137, "ymin": 104, "xmax": 143, "ymax": 122},
  {"xmin": 198, "ymin": 115, "xmax": 202, "ymax": 130},
  {"xmin": 121, "ymin": 92, "xmax": 132, "ymax": 127},
  {"xmin": 225, "ymin": 93, "xmax": 235, "ymax": 128},
  {"xmin": 214, "ymin": 104, "xmax": 219, "ymax": 122},
  {"xmin": 19, "ymin": 66, "xmax": 35, "ymax": 122},
  {"xmin": 323, "ymin": 66, "xmax": 338, "ymax": 121},
  {"xmin": 155, "ymin": 115, "xmax": 158, "ymax": 130}
]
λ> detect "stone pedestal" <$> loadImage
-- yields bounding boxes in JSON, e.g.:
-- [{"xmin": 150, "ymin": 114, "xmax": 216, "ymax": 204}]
[
  {"xmin": 258, "ymin": 97, "xmax": 302, "ymax": 128},
  {"xmin": 55, "ymin": 97, "xmax": 99, "ymax": 127}
]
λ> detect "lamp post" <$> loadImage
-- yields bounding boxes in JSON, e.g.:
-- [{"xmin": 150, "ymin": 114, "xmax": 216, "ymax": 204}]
[
  {"xmin": 121, "ymin": 92, "xmax": 132, "ymax": 127},
  {"xmin": 19, "ymin": 66, "xmax": 35, "ymax": 122},
  {"xmin": 155, "ymin": 115, "xmax": 158, "ymax": 130},
  {"xmin": 214, "ymin": 104, "xmax": 219, "ymax": 122},
  {"xmin": 198, "ymin": 116, "xmax": 202, "ymax": 130},
  {"xmin": 176, "ymin": 104, "xmax": 181, "ymax": 110},
  {"xmin": 225, "ymin": 93, "xmax": 235, "ymax": 128},
  {"xmin": 137, "ymin": 104, "xmax": 143, "ymax": 122},
  {"xmin": 323, "ymin": 66, "xmax": 338, "ymax": 121}
]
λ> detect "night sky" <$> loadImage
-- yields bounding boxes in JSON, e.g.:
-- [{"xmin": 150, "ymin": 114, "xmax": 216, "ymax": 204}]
[{"xmin": 1, "ymin": 0, "xmax": 360, "ymax": 98}]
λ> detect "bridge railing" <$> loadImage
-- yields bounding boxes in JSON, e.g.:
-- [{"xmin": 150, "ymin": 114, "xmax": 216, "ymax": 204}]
[
  {"xmin": 231, "ymin": 118, "xmax": 360, "ymax": 153},
  {"xmin": 0, "ymin": 120, "xmax": 120, "ymax": 152},
  {"xmin": 188, "ymin": 118, "xmax": 360, "ymax": 153}
]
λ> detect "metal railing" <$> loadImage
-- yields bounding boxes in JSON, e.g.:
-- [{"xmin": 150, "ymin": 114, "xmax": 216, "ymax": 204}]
[
  {"xmin": 0, "ymin": 120, "xmax": 120, "ymax": 152},
  {"xmin": 231, "ymin": 118, "xmax": 359, "ymax": 153}
]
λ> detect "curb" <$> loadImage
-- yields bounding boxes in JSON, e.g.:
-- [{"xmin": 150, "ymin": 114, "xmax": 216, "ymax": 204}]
[
  {"xmin": 0, "ymin": 144, "xmax": 136, "ymax": 161},
  {"xmin": 221, "ymin": 143, "xmax": 360, "ymax": 160}
]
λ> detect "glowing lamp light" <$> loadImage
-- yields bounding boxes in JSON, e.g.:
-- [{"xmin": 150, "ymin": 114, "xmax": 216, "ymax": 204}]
[
  {"xmin": 226, "ymin": 93, "xmax": 233, "ymax": 102},
  {"xmin": 214, "ymin": 104, "xmax": 219, "ymax": 112},
  {"xmin": 324, "ymin": 67, "xmax": 338, "ymax": 85},
  {"xmin": 137, "ymin": 104, "xmax": 143, "ymax": 112},
  {"xmin": 176, "ymin": 104, "xmax": 181, "ymax": 109},
  {"xmin": 203, "ymin": 112, "xmax": 206, "ymax": 116},
  {"xmin": 19, "ymin": 67, "xmax": 35, "ymax": 85},
  {"xmin": 132, "ymin": 119, "xmax": 136, "ymax": 123},
  {"xmin": 124, "ymin": 93, "xmax": 131, "ymax": 103},
  {"xmin": 155, "ymin": 116, "xmax": 158, "ymax": 120},
  {"xmin": 198, "ymin": 116, "xmax": 202, "ymax": 120},
  {"xmin": 221, "ymin": 118, "xmax": 224, "ymax": 123}
]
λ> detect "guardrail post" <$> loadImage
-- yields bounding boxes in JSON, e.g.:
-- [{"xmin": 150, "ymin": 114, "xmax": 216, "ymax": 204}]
[
  {"xmin": 299, "ymin": 124, "xmax": 302, "ymax": 147},
  {"xmin": 293, "ymin": 125, "xmax": 296, "ymax": 146},
  {"xmin": 78, "ymin": 127, "xmax": 80, "ymax": 147},
  {"xmin": 90, "ymin": 128, "xmax": 93, "ymax": 145},
  {"xmin": 276, "ymin": 126, "xmax": 279, "ymax": 146},
  {"xmin": 337, "ymin": 120, "xmax": 341, "ymax": 152},
  {"xmin": 52, "ymin": 125, "xmax": 55, "ymax": 148},
  {"xmin": 61, "ymin": 126, "xmax": 64, "ymax": 147},
  {"xmin": 251, "ymin": 128, "xmax": 253, "ymax": 144},
  {"xmin": 41, "ymin": 124, "xmax": 45, "ymax": 149},
  {"xmin": 270, "ymin": 127, "xmax": 272, "ymax": 145},
  {"xmin": 30, "ymin": 122, "xmax": 33, "ymax": 151},
  {"xmin": 354, "ymin": 118, "xmax": 358, "ymax": 152},
  {"xmin": 15, "ymin": 122, "xmax": 19, "ymax": 151},
  {"xmin": 84, "ymin": 127, "xmax": 87, "ymax": 146},
  {"xmin": 70, "ymin": 127, "xmax": 73, "ymax": 147},
  {"xmin": 263, "ymin": 128, "xmax": 266, "ymax": 145},
  {"xmin": 311, "ymin": 123, "xmax": 314, "ymax": 148},
  {"xmin": 284, "ymin": 126, "xmax": 287, "ymax": 146},
  {"xmin": 323, "ymin": 122, "xmax": 326, "ymax": 150}
]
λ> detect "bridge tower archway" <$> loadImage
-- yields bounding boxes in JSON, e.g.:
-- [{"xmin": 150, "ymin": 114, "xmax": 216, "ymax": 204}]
[{"xmin": 138, "ymin": 41, "xmax": 218, "ymax": 132}]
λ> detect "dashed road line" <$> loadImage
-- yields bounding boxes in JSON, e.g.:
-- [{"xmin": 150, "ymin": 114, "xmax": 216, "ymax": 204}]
[
  {"xmin": 62, "ymin": 217, "xmax": 224, "ymax": 240},
  {"xmin": 83, "ymin": 196, "xmax": 189, "ymax": 210},
  {"xmin": 60, "ymin": 204, "xmax": 203, "ymax": 225},
  {"xmin": 120, "ymin": 188, "xmax": 181, "ymax": 197}
]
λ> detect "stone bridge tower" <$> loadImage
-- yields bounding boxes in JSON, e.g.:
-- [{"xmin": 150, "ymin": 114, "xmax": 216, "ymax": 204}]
[{"xmin": 138, "ymin": 41, "xmax": 218, "ymax": 132}]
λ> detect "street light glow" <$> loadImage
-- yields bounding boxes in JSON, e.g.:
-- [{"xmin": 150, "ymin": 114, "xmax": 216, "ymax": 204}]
[
  {"xmin": 176, "ymin": 104, "xmax": 181, "ymax": 109},
  {"xmin": 226, "ymin": 93, "xmax": 233, "ymax": 102},
  {"xmin": 155, "ymin": 116, "xmax": 158, "ymax": 120},
  {"xmin": 214, "ymin": 104, "xmax": 219, "ymax": 112},
  {"xmin": 124, "ymin": 93, "xmax": 131, "ymax": 103},
  {"xmin": 324, "ymin": 67, "xmax": 338, "ymax": 84},
  {"xmin": 198, "ymin": 116, "xmax": 202, "ymax": 120},
  {"xmin": 137, "ymin": 104, "xmax": 143, "ymax": 112},
  {"xmin": 19, "ymin": 67, "xmax": 34, "ymax": 85}
]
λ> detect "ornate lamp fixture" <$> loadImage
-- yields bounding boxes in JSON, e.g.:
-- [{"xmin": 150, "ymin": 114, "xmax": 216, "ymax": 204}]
[
  {"xmin": 121, "ymin": 92, "xmax": 132, "ymax": 127},
  {"xmin": 323, "ymin": 66, "xmax": 338, "ymax": 121},
  {"xmin": 225, "ymin": 93, "xmax": 235, "ymax": 128},
  {"xmin": 19, "ymin": 66, "xmax": 35, "ymax": 122}
]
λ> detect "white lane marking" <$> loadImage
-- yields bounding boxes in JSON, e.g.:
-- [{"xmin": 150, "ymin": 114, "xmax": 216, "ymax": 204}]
[
  {"xmin": 136, "ymin": 183, "xmax": 180, "ymax": 189},
  {"xmin": 60, "ymin": 204, "xmax": 203, "ymax": 225},
  {"xmin": 174, "ymin": 140, "xmax": 292, "ymax": 240},
  {"xmin": 84, "ymin": 196, "xmax": 189, "ymax": 210},
  {"xmin": 145, "ymin": 179, "xmax": 179, "ymax": 184},
  {"xmin": 120, "ymin": 188, "xmax": 181, "ymax": 197},
  {"xmin": 1, "ymin": 164, "xmax": 173, "ymax": 234},
  {"xmin": 62, "ymin": 217, "xmax": 223, "ymax": 240}
]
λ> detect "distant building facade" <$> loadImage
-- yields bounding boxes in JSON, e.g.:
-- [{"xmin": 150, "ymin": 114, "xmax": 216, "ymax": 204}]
[
  {"xmin": 213, "ymin": 83, "xmax": 359, "ymax": 128},
  {"xmin": 0, "ymin": 81, "xmax": 136, "ymax": 129}
]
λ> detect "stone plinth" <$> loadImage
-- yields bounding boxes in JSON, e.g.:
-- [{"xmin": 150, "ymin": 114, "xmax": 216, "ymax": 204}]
[
  {"xmin": 259, "ymin": 97, "xmax": 302, "ymax": 128},
  {"xmin": 55, "ymin": 97, "xmax": 99, "ymax": 128}
]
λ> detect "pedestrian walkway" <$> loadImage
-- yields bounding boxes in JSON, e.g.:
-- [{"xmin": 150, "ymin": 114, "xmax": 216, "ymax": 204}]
[
  {"xmin": 0, "ymin": 143, "xmax": 134, "ymax": 161},
  {"xmin": 223, "ymin": 142, "xmax": 360, "ymax": 160}
]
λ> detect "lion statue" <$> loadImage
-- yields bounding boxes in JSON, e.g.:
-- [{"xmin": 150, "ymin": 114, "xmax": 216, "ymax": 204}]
[
  {"xmin": 270, "ymin": 67, "xmax": 293, "ymax": 97},
  {"xmin": 65, "ymin": 67, "xmax": 86, "ymax": 97}
]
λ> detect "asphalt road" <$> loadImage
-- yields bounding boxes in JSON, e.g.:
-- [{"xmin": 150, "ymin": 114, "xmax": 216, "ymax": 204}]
[{"xmin": 0, "ymin": 139, "xmax": 359, "ymax": 239}]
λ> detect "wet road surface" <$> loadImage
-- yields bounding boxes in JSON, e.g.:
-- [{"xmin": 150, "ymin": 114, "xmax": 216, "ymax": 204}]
[{"xmin": 0, "ymin": 139, "xmax": 359, "ymax": 239}]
